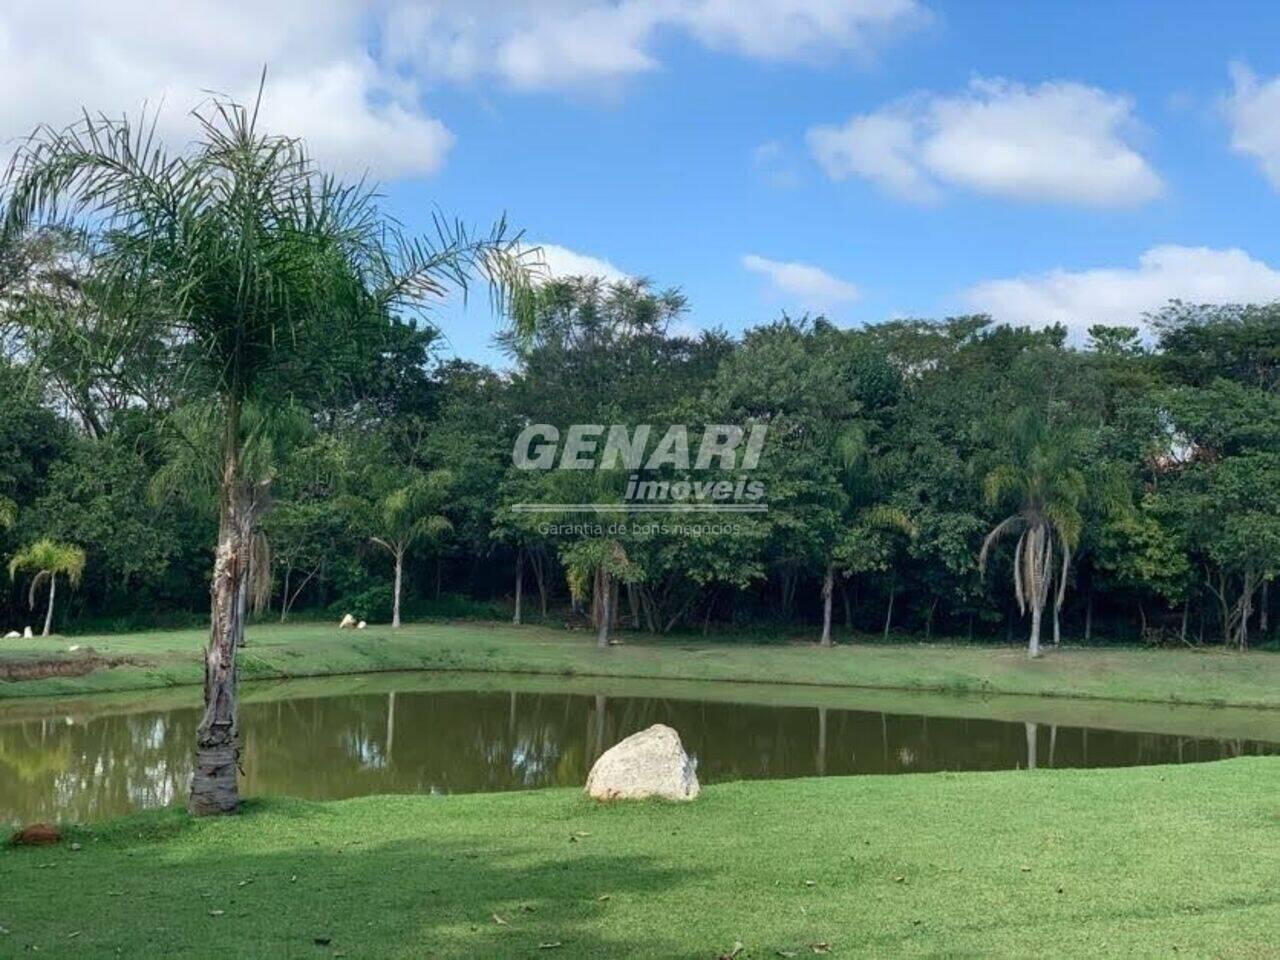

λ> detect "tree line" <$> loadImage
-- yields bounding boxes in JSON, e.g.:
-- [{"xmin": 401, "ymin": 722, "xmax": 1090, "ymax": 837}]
[{"xmin": 2, "ymin": 118, "xmax": 1278, "ymax": 662}]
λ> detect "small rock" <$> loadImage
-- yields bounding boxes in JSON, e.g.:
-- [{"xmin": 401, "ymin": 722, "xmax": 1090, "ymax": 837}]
[
  {"xmin": 585, "ymin": 724, "xmax": 699, "ymax": 802},
  {"xmin": 356, "ymin": 621, "xmax": 367, "ymax": 630},
  {"xmin": 69, "ymin": 842, "xmax": 82, "ymax": 851}
]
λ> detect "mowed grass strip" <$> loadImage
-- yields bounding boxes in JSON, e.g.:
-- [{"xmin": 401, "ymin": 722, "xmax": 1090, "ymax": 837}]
[
  {"xmin": 3, "ymin": 620, "xmax": 1280, "ymax": 709},
  {"xmin": 1, "ymin": 758, "xmax": 1277, "ymax": 958}
]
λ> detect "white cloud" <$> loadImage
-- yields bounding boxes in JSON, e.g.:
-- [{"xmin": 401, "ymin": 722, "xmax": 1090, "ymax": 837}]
[
  {"xmin": 808, "ymin": 111, "xmax": 936, "ymax": 201},
  {"xmin": 384, "ymin": 0, "xmax": 928, "ymax": 92},
  {"xmin": 808, "ymin": 78, "xmax": 1161, "ymax": 206},
  {"xmin": 962, "ymin": 245, "xmax": 1280, "ymax": 337},
  {"xmin": 1224, "ymin": 62, "xmax": 1280, "ymax": 190},
  {"xmin": 675, "ymin": 0, "xmax": 927, "ymax": 62},
  {"xmin": 534, "ymin": 243, "xmax": 632, "ymax": 282},
  {"xmin": 743, "ymin": 254, "xmax": 860, "ymax": 309},
  {"xmin": 0, "ymin": 1, "xmax": 926, "ymax": 180},
  {"xmin": 0, "ymin": 1, "xmax": 453, "ymax": 179}
]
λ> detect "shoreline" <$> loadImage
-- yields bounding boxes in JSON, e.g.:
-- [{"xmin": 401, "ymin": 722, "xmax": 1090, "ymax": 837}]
[{"xmin": 2, "ymin": 620, "xmax": 1280, "ymax": 713}]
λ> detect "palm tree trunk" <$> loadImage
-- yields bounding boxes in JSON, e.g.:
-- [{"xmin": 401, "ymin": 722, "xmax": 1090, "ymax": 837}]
[
  {"xmin": 513, "ymin": 548, "xmax": 524, "ymax": 625},
  {"xmin": 882, "ymin": 575, "xmax": 896, "ymax": 641},
  {"xmin": 596, "ymin": 566, "xmax": 613, "ymax": 648},
  {"xmin": 190, "ymin": 439, "xmax": 253, "ymax": 816},
  {"xmin": 1029, "ymin": 601, "xmax": 1043, "ymax": 658},
  {"xmin": 820, "ymin": 562, "xmax": 834, "ymax": 647},
  {"xmin": 533, "ymin": 553, "xmax": 548, "ymax": 617},
  {"xmin": 392, "ymin": 548, "xmax": 403, "ymax": 629},
  {"xmin": 628, "ymin": 582, "xmax": 640, "ymax": 628},
  {"xmin": 41, "ymin": 574, "xmax": 56, "ymax": 637}
]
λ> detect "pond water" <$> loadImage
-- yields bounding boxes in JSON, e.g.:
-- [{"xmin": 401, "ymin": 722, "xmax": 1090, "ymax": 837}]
[{"xmin": 2, "ymin": 672, "xmax": 1278, "ymax": 824}]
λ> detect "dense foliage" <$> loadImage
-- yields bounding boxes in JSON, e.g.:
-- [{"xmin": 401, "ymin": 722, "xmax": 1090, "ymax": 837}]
[{"xmin": 2, "ymin": 251, "xmax": 1277, "ymax": 648}]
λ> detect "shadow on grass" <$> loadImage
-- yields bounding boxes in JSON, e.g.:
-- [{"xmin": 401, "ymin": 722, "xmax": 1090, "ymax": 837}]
[{"xmin": 1, "ymin": 800, "xmax": 701, "ymax": 958}]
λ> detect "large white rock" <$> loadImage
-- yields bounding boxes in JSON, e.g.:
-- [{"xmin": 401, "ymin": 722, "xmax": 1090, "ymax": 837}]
[
  {"xmin": 338, "ymin": 614, "xmax": 357, "ymax": 630},
  {"xmin": 22, "ymin": 626, "xmax": 33, "ymax": 638},
  {"xmin": 585, "ymin": 724, "xmax": 700, "ymax": 802},
  {"xmin": 3, "ymin": 631, "xmax": 19, "ymax": 639}
]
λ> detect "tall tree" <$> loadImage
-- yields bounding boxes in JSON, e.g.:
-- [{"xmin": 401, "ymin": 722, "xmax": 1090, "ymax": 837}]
[{"xmin": 3, "ymin": 91, "xmax": 534, "ymax": 814}]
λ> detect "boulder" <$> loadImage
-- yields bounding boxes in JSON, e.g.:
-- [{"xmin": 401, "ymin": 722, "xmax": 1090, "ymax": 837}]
[
  {"xmin": 3, "ymin": 631, "xmax": 18, "ymax": 639},
  {"xmin": 585, "ymin": 724, "xmax": 699, "ymax": 802},
  {"xmin": 10, "ymin": 823, "xmax": 61, "ymax": 846},
  {"xmin": 356, "ymin": 620, "xmax": 367, "ymax": 630},
  {"xmin": 338, "ymin": 614, "xmax": 357, "ymax": 630},
  {"xmin": 22, "ymin": 626, "xmax": 33, "ymax": 638}
]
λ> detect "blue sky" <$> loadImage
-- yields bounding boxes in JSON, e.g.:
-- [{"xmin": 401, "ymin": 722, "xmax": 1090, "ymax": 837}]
[{"xmin": 6, "ymin": 2, "xmax": 1280, "ymax": 361}]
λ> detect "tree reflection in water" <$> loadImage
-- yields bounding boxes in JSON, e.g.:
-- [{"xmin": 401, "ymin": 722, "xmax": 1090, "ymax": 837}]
[{"xmin": 3, "ymin": 687, "xmax": 1278, "ymax": 824}]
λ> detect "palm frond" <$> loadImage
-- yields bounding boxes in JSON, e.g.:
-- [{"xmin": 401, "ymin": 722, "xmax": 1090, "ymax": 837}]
[
  {"xmin": 982, "ymin": 464, "xmax": 1020, "ymax": 508},
  {"xmin": 978, "ymin": 514, "xmax": 1024, "ymax": 577},
  {"xmin": 8, "ymin": 538, "xmax": 86, "ymax": 588}
]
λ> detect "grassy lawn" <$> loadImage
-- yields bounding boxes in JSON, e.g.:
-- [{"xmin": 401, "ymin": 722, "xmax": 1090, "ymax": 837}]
[
  {"xmin": 0, "ymin": 758, "xmax": 1275, "ymax": 958},
  {"xmin": 3, "ymin": 620, "xmax": 1280, "ymax": 709}
]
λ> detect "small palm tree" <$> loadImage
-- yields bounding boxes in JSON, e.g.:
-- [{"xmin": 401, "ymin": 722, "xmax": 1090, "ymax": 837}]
[
  {"xmin": 368, "ymin": 471, "xmax": 453, "ymax": 629},
  {"xmin": 9, "ymin": 539, "xmax": 86, "ymax": 636},
  {"xmin": 0, "ymin": 498, "xmax": 15, "ymax": 530},
  {"xmin": 979, "ymin": 410, "xmax": 1085, "ymax": 658}
]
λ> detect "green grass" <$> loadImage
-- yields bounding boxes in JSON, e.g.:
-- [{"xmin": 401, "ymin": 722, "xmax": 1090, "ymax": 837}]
[
  {"xmin": 1, "ymin": 758, "xmax": 1276, "ymax": 958},
  {"xmin": 3, "ymin": 620, "xmax": 1280, "ymax": 709}
]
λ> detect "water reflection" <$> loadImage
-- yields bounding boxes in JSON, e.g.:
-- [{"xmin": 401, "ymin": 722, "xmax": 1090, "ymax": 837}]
[{"xmin": 2, "ymin": 687, "xmax": 1277, "ymax": 824}]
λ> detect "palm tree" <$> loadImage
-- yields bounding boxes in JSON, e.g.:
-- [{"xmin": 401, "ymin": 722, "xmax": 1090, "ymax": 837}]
[
  {"xmin": 8, "ymin": 539, "xmax": 85, "ymax": 636},
  {"xmin": 978, "ymin": 410, "xmax": 1086, "ymax": 658},
  {"xmin": 0, "ymin": 497, "xmax": 15, "ymax": 531},
  {"xmin": 367, "ymin": 471, "xmax": 454, "ymax": 629},
  {"xmin": 3, "ymin": 87, "xmax": 536, "ymax": 814},
  {"xmin": 563, "ymin": 538, "xmax": 636, "ymax": 648}
]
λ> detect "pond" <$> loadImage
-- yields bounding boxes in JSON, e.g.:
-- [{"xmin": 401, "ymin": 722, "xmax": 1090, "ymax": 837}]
[{"xmin": 2, "ymin": 672, "xmax": 1278, "ymax": 824}]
